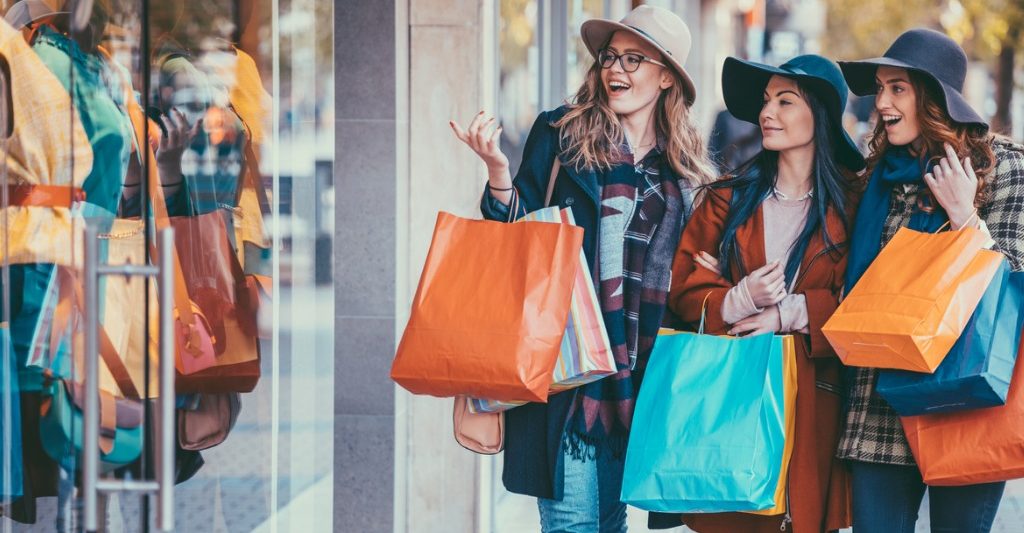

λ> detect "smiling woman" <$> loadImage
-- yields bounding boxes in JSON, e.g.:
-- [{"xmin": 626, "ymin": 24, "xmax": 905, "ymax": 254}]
[
  {"xmin": 836, "ymin": 28, "xmax": 1024, "ymax": 533},
  {"xmin": 874, "ymin": 66, "xmax": 921, "ymax": 146},
  {"xmin": 663, "ymin": 54, "xmax": 865, "ymax": 533},
  {"xmin": 447, "ymin": 5, "xmax": 715, "ymax": 532},
  {"xmin": 759, "ymin": 75, "xmax": 815, "ymax": 156}
]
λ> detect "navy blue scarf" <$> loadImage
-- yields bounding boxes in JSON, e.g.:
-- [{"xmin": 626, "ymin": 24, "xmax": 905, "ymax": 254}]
[{"xmin": 845, "ymin": 147, "xmax": 947, "ymax": 290}]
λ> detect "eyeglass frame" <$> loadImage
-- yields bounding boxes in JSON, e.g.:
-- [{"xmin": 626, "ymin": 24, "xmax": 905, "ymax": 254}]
[{"xmin": 596, "ymin": 48, "xmax": 666, "ymax": 73}]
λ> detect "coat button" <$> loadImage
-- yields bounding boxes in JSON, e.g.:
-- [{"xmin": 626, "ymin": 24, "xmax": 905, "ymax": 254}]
[{"xmin": 564, "ymin": 197, "xmax": 575, "ymax": 206}]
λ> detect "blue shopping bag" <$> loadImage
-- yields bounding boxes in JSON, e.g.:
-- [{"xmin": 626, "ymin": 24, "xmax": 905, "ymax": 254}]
[
  {"xmin": 621, "ymin": 330, "xmax": 793, "ymax": 513},
  {"xmin": 877, "ymin": 260, "xmax": 1024, "ymax": 416}
]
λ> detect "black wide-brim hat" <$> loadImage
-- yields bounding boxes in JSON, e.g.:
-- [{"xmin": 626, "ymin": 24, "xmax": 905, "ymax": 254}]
[
  {"xmin": 722, "ymin": 54, "xmax": 866, "ymax": 171},
  {"xmin": 839, "ymin": 28, "xmax": 987, "ymax": 131}
]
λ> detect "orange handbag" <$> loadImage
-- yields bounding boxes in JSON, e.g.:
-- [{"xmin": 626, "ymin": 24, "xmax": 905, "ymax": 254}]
[
  {"xmin": 391, "ymin": 203, "xmax": 583, "ymax": 403},
  {"xmin": 822, "ymin": 226, "xmax": 1002, "ymax": 372},
  {"xmin": 901, "ymin": 334, "xmax": 1024, "ymax": 485}
]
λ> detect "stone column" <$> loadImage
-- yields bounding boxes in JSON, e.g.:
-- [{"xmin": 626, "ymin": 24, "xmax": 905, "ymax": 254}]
[
  {"xmin": 394, "ymin": 0, "xmax": 493, "ymax": 531},
  {"xmin": 336, "ymin": 1, "xmax": 399, "ymax": 531},
  {"xmin": 336, "ymin": 0, "xmax": 492, "ymax": 530}
]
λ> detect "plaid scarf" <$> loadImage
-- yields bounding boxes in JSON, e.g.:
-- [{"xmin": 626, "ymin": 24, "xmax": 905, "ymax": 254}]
[{"xmin": 564, "ymin": 146, "xmax": 692, "ymax": 460}]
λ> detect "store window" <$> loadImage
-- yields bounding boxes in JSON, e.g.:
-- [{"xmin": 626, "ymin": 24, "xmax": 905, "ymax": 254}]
[{"xmin": 0, "ymin": 0, "xmax": 334, "ymax": 531}]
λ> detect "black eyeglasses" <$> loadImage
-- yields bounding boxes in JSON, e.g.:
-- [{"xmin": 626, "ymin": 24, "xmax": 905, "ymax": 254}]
[{"xmin": 597, "ymin": 49, "xmax": 666, "ymax": 73}]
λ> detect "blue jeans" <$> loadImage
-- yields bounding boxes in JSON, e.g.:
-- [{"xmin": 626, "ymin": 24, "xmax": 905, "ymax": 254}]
[
  {"xmin": 537, "ymin": 444, "xmax": 627, "ymax": 533},
  {"xmin": 851, "ymin": 460, "xmax": 1004, "ymax": 532}
]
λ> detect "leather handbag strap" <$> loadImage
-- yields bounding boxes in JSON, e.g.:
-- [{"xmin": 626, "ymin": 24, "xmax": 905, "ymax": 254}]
[
  {"xmin": 52, "ymin": 267, "xmax": 142, "ymax": 400},
  {"xmin": 544, "ymin": 157, "xmax": 561, "ymax": 208}
]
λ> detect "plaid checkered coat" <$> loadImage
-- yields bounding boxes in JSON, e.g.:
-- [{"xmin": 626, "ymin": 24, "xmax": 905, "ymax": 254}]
[{"xmin": 838, "ymin": 137, "xmax": 1024, "ymax": 465}]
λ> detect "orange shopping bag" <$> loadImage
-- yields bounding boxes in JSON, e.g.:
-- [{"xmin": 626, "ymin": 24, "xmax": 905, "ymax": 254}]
[
  {"xmin": 391, "ymin": 211, "xmax": 584, "ymax": 403},
  {"xmin": 901, "ymin": 334, "xmax": 1024, "ymax": 485},
  {"xmin": 822, "ymin": 226, "xmax": 1002, "ymax": 372}
]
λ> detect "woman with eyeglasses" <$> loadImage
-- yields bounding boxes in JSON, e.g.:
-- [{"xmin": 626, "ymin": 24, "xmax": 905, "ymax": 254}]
[{"xmin": 449, "ymin": 6, "xmax": 715, "ymax": 532}]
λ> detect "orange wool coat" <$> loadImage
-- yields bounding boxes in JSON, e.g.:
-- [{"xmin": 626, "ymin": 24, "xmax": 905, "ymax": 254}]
[{"xmin": 661, "ymin": 186, "xmax": 854, "ymax": 532}]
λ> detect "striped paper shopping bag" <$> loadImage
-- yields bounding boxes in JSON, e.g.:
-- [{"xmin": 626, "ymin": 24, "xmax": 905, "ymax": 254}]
[{"xmin": 469, "ymin": 207, "xmax": 615, "ymax": 413}]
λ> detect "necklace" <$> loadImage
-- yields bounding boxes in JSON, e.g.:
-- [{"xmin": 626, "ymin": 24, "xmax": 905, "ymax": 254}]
[{"xmin": 630, "ymin": 135, "xmax": 656, "ymax": 151}]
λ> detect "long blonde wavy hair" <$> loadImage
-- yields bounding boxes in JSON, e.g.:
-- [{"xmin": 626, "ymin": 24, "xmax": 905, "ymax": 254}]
[{"xmin": 552, "ymin": 61, "xmax": 717, "ymax": 191}]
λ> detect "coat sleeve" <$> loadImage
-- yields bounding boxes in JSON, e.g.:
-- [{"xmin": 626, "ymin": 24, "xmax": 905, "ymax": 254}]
[
  {"xmin": 668, "ymin": 187, "xmax": 736, "ymax": 334},
  {"xmin": 480, "ymin": 111, "xmax": 558, "ymax": 222},
  {"xmin": 799, "ymin": 249, "xmax": 846, "ymax": 359},
  {"xmin": 982, "ymin": 143, "xmax": 1024, "ymax": 271}
]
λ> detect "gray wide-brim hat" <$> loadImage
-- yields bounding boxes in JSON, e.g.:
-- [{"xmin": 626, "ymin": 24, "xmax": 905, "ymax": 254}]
[
  {"xmin": 581, "ymin": 5, "xmax": 697, "ymax": 106},
  {"xmin": 723, "ymin": 54, "xmax": 866, "ymax": 171},
  {"xmin": 839, "ymin": 28, "xmax": 987, "ymax": 131}
]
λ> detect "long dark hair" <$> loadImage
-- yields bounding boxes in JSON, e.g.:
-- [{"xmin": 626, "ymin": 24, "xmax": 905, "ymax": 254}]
[{"xmin": 710, "ymin": 79, "xmax": 856, "ymax": 285}]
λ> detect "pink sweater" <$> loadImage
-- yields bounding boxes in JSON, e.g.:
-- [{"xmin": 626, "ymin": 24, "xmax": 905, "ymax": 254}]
[{"xmin": 721, "ymin": 191, "xmax": 811, "ymax": 333}]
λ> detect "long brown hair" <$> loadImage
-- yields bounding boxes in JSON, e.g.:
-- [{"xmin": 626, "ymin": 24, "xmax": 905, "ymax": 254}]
[
  {"xmin": 865, "ymin": 70, "xmax": 996, "ymax": 208},
  {"xmin": 552, "ymin": 61, "xmax": 716, "ymax": 190}
]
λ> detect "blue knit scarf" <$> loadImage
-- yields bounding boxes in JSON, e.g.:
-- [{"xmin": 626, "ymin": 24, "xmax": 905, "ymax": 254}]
[{"xmin": 845, "ymin": 147, "xmax": 947, "ymax": 290}]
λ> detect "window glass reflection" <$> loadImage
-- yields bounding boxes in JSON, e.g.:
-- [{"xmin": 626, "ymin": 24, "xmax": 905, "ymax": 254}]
[{"xmin": 0, "ymin": 0, "xmax": 333, "ymax": 531}]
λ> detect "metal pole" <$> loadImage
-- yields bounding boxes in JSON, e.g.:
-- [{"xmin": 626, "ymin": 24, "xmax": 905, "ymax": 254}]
[
  {"xmin": 156, "ymin": 227, "xmax": 175, "ymax": 531},
  {"xmin": 83, "ymin": 222, "xmax": 100, "ymax": 532}
]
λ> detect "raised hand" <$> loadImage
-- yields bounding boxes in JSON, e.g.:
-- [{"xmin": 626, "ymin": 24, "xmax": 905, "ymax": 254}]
[
  {"xmin": 450, "ymin": 111, "xmax": 514, "ymax": 204},
  {"xmin": 924, "ymin": 142, "xmax": 979, "ymax": 230}
]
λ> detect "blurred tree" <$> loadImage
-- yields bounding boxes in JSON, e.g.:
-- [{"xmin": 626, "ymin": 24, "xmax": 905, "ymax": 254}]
[
  {"xmin": 500, "ymin": 0, "xmax": 535, "ymax": 74},
  {"xmin": 820, "ymin": 0, "xmax": 938, "ymax": 60},
  {"xmin": 945, "ymin": 0, "xmax": 1024, "ymax": 134},
  {"xmin": 823, "ymin": 0, "xmax": 1024, "ymax": 135}
]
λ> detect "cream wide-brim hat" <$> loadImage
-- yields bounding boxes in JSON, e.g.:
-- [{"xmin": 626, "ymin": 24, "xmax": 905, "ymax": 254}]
[{"xmin": 581, "ymin": 5, "xmax": 697, "ymax": 106}]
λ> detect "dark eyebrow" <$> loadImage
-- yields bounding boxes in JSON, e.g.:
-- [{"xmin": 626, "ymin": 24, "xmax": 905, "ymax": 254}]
[
  {"xmin": 875, "ymin": 76, "xmax": 910, "ymax": 85},
  {"xmin": 607, "ymin": 45, "xmax": 649, "ymax": 55},
  {"xmin": 763, "ymin": 89, "xmax": 801, "ymax": 98}
]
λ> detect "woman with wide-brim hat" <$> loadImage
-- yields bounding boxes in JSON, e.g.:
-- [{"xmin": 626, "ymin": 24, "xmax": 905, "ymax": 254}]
[
  {"xmin": 836, "ymin": 28, "xmax": 1024, "ymax": 532},
  {"xmin": 448, "ymin": 5, "xmax": 716, "ymax": 531},
  {"xmin": 656, "ymin": 54, "xmax": 864, "ymax": 532}
]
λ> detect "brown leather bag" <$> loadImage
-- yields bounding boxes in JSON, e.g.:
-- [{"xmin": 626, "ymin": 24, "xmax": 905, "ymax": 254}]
[
  {"xmin": 452, "ymin": 396, "xmax": 503, "ymax": 455},
  {"xmin": 178, "ymin": 393, "xmax": 242, "ymax": 451}
]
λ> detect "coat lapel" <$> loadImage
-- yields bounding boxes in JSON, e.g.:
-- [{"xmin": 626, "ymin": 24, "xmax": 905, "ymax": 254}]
[
  {"xmin": 732, "ymin": 202, "xmax": 848, "ymax": 286},
  {"xmin": 558, "ymin": 154, "xmax": 600, "ymax": 206},
  {"xmin": 733, "ymin": 203, "xmax": 768, "ymax": 278}
]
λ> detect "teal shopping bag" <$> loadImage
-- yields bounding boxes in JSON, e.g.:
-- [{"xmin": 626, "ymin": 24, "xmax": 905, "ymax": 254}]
[
  {"xmin": 877, "ymin": 262, "xmax": 1024, "ymax": 415},
  {"xmin": 621, "ymin": 330, "xmax": 789, "ymax": 513},
  {"xmin": 0, "ymin": 325, "xmax": 23, "ymax": 498}
]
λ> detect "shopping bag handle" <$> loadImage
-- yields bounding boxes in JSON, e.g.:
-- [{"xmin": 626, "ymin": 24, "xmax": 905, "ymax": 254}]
[
  {"xmin": 506, "ymin": 156, "xmax": 559, "ymax": 223},
  {"xmin": 698, "ymin": 292, "xmax": 712, "ymax": 335},
  {"xmin": 544, "ymin": 158, "xmax": 561, "ymax": 208},
  {"xmin": 506, "ymin": 187, "xmax": 519, "ymax": 223}
]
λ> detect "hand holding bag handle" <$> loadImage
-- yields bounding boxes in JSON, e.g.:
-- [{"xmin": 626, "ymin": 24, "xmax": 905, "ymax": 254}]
[{"xmin": 454, "ymin": 157, "xmax": 563, "ymax": 454}]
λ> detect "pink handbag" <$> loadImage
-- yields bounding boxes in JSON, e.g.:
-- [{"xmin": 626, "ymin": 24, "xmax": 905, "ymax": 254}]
[{"xmin": 453, "ymin": 396, "xmax": 503, "ymax": 455}]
